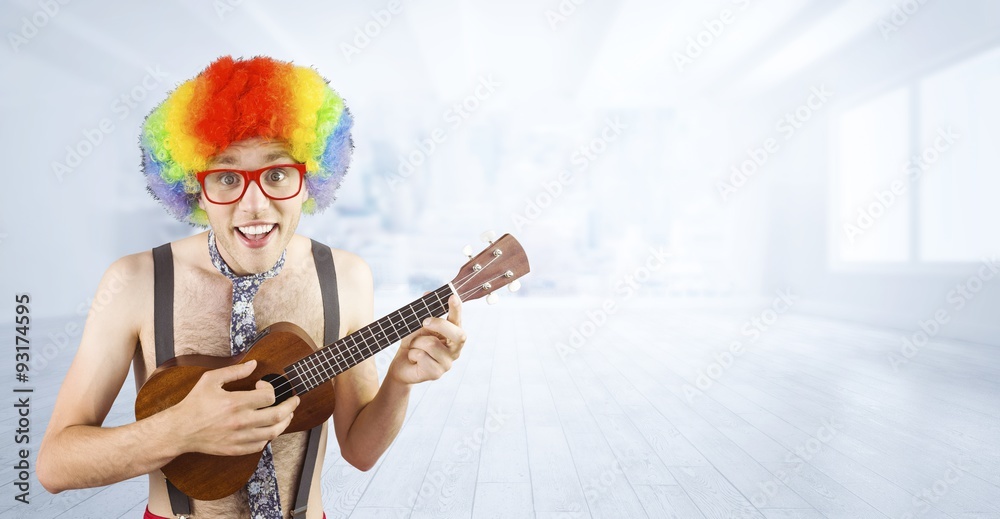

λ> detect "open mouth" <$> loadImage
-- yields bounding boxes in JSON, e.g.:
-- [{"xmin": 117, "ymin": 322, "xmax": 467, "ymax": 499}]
[{"xmin": 235, "ymin": 223, "xmax": 276, "ymax": 248}]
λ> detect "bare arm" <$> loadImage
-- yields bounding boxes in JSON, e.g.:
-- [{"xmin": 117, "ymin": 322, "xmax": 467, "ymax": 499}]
[
  {"xmin": 330, "ymin": 252, "xmax": 466, "ymax": 471},
  {"xmin": 37, "ymin": 254, "xmax": 298, "ymax": 493},
  {"xmin": 37, "ymin": 254, "xmax": 181, "ymax": 492}
]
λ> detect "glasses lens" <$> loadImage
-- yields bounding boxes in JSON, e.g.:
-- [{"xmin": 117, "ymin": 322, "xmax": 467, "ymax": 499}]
[
  {"xmin": 203, "ymin": 171, "xmax": 246, "ymax": 203},
  {"xmin": 259, "ymin": 166, "xmax": 303, "ymax": 199}
]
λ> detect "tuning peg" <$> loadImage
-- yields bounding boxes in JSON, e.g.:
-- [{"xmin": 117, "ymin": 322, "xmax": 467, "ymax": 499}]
[
  {"xmin": 486, "ymin": 292, "xmax": 499, "ymax": 305},
  {"xmin": 480, "ymin": 230, "xmax": 496, "ymax": 243},
  {"xmin": 507, "ymin": 280, "xmax": 521, "ymax": 293},
  {"xmin": 462, "ymin": 244, "xmax": 473, "ymax": 258}
]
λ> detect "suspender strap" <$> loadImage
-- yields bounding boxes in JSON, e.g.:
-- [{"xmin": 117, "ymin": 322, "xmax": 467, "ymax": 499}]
[
  {"xmin": 311, "ymin": 240, "xmax": 341, "ymax": 348},
  {"xmin": 152, "ymin": 244, "xmax": 177, "ymax": 368},
  {"xmin": 293, "ymin": 240, "xmax": 340, "ymax": 518},
  {"xmin": 293, "ymin": 425, "xmax": 323, "ymax": 518},
  {"xmin": 152, "ymin": 244, "xmax": 193, "ymax": 517},
  {"xmin": 165, "ymin": 480, "xmax": 192, "ymax": 517},
  {"xmin": 153, "ymin": 240, "xmax": 338, "ymax": 517}
]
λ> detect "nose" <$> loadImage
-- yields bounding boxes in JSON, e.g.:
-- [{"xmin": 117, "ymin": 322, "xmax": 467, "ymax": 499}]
[{"xmin": 238, "ymin": 178, "xmax": 270, "ymax": 213}]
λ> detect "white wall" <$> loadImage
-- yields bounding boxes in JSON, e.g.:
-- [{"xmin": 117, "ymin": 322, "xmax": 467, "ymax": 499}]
[{"xmin": 1, "ymin": 0, "xmax": 998, "ymax": 345}]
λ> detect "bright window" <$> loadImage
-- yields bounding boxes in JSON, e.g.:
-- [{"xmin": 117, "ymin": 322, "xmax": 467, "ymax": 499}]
[
  {"xmin": 834, "ymin": 46, "xmax": 1000, "ymax": 264},
  {"xmin": 834, "ymin": 88, "xmax": 911, "ymax": 263},
  {"xmin": 919, "ymin": 46, "xmax": 1000, "ymax": 262}
]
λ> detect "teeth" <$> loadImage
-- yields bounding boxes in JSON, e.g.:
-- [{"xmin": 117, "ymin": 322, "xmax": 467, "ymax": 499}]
[{"xmin": 238, "ymin": 224, "xmax": 275, "ymax": 236}]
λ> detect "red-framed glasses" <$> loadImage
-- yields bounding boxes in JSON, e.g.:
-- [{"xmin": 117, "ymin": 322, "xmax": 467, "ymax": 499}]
[{"xmin": 196, "ymin": 164, "xmax": 306, "ymax": 205}]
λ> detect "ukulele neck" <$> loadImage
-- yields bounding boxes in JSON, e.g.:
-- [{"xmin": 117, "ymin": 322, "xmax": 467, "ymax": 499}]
[{"xmin": 284, "ymin": 284, "xmax": 454, "ymax": 394}]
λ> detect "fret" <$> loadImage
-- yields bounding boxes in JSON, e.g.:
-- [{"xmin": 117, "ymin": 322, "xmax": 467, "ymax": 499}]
[
  {"xmin": 383, "ymin": 312, "xmax": 400, "ymax": 344},
  {"xmin": 296, "ymin": 368, "xmax": 308, "ymax": 394},
  {"xmin": 314, "ymin": 354, "xmax": 327, "ymax": 386},
  {"xmin": 305, "ymin": 356, "xmax": 319, "ymax": 389},
  {"xmin": 358, "ymin": 326, "xmax": 375, "ymax": 358},
  {"xmin": 285, "ymin": 366, "xmax": 305, "ymax": 394},
  {"xmin": 374, "ymin": 319, "xmax": 389, "ymax": 345},
  {"xmin": 381, "ymin": 315, "xmax": 395, "ymax": 343},
  {"xmin": 337, "ymin": 347, "xmax": 352, "ymax": 371},
  {"xmin": 347, "ymin": 335, "xmax": 362, "ymax": 364},
  {"xmin": 296, "ymin": 365, "xmax": 308, "ymax": 393},
  {"xmin": 406, "ymin": 303, "xmax": 419, "ymax": 329},
  {"xmin": 312, "ymin": 354, "xmax": 326, "ymax": 387},
  {"xmin": 323, "ymin": 349, "xmax": 337, "ymax": 374},
  {"xmin": 285, "ymin": 285, "xmax": 452, "ymax": 396},
  {"xmin": 294, "ymin": 359, "xmax": 307, "ymax": 391},
  {"xmin": 312, "ymin": 351, "xmax": 328, "ymax": 383}
]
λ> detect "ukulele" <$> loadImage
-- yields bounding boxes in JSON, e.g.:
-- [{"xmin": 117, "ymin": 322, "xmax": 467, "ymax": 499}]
[{"xmin": 135, "ymin": 232, "xmax": 529, "ymax": 500}]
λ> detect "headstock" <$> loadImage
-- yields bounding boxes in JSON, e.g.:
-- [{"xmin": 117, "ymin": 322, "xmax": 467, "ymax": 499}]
[{"xmin": 450, "ymin": 232, "xmax": 530, "ymax": 304}]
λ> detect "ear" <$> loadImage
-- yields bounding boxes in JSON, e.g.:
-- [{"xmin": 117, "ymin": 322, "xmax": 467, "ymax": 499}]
[
  {"xmin": 297, "ymin": 180, "xmax": 309, "ymax": 204},
  {"xmin": 198, "ymin": 191, "xmax": 206, "ymax": 211}
]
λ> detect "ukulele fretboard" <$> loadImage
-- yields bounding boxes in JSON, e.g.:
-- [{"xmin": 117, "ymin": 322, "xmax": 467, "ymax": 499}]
[{"xmin": 284, "ymin": 284, "xmax": 454, "ymax": 394}]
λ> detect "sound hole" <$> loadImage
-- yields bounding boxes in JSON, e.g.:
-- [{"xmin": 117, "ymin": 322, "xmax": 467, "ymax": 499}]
[{"xmin": 260, "ymin": 373, "xmax": 294, "ymax": 406}]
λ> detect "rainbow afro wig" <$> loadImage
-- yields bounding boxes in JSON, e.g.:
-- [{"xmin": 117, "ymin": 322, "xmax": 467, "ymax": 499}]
[{"xmin": 140, "ymin": 55, "xmax": 353, "ymax": 226}]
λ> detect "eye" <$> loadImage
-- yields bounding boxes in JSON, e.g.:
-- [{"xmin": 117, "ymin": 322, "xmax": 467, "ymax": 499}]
[
  {"xmin": 266, "ymin": 168, "xmax": 288, "ymax": 182},
  {"xmin": 218, "ymin": 172, "xmax": 240, "ymax": 186}
]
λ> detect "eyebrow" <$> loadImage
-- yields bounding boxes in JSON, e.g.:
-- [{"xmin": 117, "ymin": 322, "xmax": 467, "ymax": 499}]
[
  {"xmin": 264, "ymin": 151, "xmax": 294, "ymax": 162},
  {"xmin": 213, "ymin": 150, "xmax": 294, "ymax": 166}
]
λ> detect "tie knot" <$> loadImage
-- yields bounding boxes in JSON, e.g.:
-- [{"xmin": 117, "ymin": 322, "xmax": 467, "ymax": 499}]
[{"xmin": 208, "ymin": 231, "xmax": 286, "ymax": 292}]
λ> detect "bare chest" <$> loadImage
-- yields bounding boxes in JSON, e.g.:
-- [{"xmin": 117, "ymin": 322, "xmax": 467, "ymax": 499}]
[
  {"xmin": 137, "ymin": 263, "xmax": 326, "ymax": 366},
  {"xmin": 135, "ymin": 261, "xmax": 329, "ymax": 516}
]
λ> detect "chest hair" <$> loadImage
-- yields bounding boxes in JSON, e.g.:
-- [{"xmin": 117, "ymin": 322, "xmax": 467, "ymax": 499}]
[{"xmin": 136, "ymin": 256, "xmax": 328, "ymax": 516}]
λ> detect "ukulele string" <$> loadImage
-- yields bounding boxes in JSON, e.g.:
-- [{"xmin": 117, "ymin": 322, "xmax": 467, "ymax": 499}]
[
  {"xmin": 275, "ymin": 249, "xmax": 513, "ymax": 401},
  {"xmin": 270, "ymin": 286, "xmax": 452, "ymax": 402},
  {"xmin": 277, "ymin": 254, "xmax": 512, "ymax": 402},
  {"xmin": 458, "ymin": 272, "xmax": 507, "ymax": 300},
  {"xmin": 452, "ymin": 251, "xmax": 504, "ymax": 293},
  {"xmin": 453, "ymin": 252, "xmax": 508, "ymax": 300},
  {"xmin": 450, "ymin": 269, "xmax": 479, "ymax": 291}
]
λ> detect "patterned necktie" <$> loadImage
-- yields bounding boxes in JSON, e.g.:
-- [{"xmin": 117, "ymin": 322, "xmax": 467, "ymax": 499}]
[{"xmin": 208, "ymin": 231, "xmax": 286, "ymax": 519}]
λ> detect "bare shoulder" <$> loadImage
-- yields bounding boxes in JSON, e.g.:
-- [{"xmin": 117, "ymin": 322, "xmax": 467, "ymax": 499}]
[
  {"xmin": 327, "ymin": 246, "xmax": 374, "ymax": 333},
  {"xmin": 94, "ymin": 250, "xmax": 155, "ymax": 329},
  {"xmin": 108, "ymin": 248, "xmax": 155, "ymax": 279},
  {"xmin": 329, "ymin": 248, "xmax": 372, "ymax": 287}
]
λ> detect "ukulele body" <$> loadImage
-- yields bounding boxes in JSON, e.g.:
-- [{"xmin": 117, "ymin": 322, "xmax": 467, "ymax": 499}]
[
  {"xmin": 131, "ymin": 232, "xmax": 531, "ymax": 502},
  {"xmin": 134, "ymin": 321, "xmax": 335, "ymax": 501}
]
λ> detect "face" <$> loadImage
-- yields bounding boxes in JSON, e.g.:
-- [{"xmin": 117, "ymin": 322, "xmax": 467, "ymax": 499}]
[{"xmin": 198, "ymin": 137, "xmax": 307, "ymax": 275}]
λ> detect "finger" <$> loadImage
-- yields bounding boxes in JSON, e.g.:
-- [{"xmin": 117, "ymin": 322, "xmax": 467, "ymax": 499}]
[
  {"xmin": 231, "ymin": 430, "xmax": 277, "ymax": 450},
  {"xmin": 208, "ymin": 360, "xmax": 257, "ymax": 386},
  {"xmin": 407, "ymin": 346, "xmax": 427, "ymax": 364},
  {"xmin": 233, "ymin": 382, "xmax": 277, "ymax": 409},
  {"xmin": 274, "ymin": 410, "xmax": 295, "ymax": 435},
  {"xmin": 447, "ymin": 293, "xmax": 462, "ymax": 327},
  {"xmin": 253, "ymin": 412, "xmax": 292, "ymax": 443},
  {"xmin": 411, "ymin": 349, "xmax": 447, "ymax": 380},
  {"xmin": 408, "ymin": 326, "xmax": 439, "ymax": 340},
  {"xmin": 421, "ymin": 317, "xmax": 466, "ymax": 351},
  {"xmin": 410, "ymin": 337, "xmax": 453, "ymax": 371},
  {"xmin": 275, "ymin": 394, "xmax": 300, "ymax": 415},
  {"xmin": 244, "ymin": 395, "xmax": 298, "ymax": 427},
  {"xmin": 246, "ymin": 399, "xmax": 295, "ymax": 429}
]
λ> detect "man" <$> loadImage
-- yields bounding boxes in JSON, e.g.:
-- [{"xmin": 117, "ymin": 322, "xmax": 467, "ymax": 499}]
[{"xmin": 37, "ymin": 56, "xmax": 467, "ymax": 519}]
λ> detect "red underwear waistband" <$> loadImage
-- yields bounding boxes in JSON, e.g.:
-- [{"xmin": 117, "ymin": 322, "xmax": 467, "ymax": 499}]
[{"xmin": 144, "ymin": 506, "xmax": 326, "ymax": 518}]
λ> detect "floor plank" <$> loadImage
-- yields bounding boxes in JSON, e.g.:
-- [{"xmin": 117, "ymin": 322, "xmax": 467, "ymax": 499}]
[
  {"xmin": 14, "ymin": 300, "xmax": 1000, "ymax": 519},
  {"xmin": 633, "ymin": 484, "xmax": 707, "ymax": 518}
]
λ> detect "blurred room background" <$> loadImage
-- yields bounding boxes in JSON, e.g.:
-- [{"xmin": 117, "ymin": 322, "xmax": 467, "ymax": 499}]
[
  {"xmin": 2, "ymin": 1, "xmax": 999, "ymax": 517},
  {"xmin": 3, "ymin": 0, "xmax": 998, "ymax": 344}
]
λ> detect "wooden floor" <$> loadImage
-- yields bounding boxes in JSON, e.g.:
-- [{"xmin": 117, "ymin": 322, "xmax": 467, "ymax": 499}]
[{"xmin": 7, "ymin": 297, "xmax": 1000, "ymax": 518}]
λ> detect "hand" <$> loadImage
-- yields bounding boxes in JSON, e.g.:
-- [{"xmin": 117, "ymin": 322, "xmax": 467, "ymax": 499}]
[
  {"xmin": 170, "ymin": 360, "xmax": 300, "ymax": 457},
  {"xmin": 387, "ymin": 293, "xmax": 467, "ymax": 386}
]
